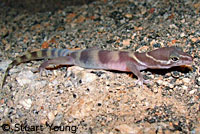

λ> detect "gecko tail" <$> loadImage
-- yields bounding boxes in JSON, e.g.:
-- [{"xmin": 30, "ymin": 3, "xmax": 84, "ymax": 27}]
[
  {"xmin": 1, "ymin": 48, "xmax": 72, "ymax": 88},
  {"xmin": 1, "ymin": 62, "xmax": 15, "ymax": 88}
]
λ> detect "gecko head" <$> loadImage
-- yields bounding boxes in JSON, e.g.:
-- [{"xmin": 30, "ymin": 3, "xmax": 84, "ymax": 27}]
[
  {"xmin": 168, "ymin": 47, "xmax": 193, "ymax": 67},
  {"xmin": 146, "ymin": 46, "xmax": 193, "ymax": 69}
]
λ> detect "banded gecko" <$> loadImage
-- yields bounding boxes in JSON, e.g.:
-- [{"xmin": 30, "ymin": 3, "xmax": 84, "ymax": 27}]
[{"xmin": 1, "ymin": 46, "xmax": 193, "ymax": 87}]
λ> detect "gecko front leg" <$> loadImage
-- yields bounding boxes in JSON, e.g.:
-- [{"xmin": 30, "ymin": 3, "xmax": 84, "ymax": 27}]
[{"xmin": 126, "ymin": 62, "xmax": 150, "ymax": 86}]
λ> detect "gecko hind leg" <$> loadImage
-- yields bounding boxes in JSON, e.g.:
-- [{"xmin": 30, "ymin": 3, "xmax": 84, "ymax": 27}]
[{"xmin": 39, "ymin": 56, "xmax": 74, "ymax": 75}]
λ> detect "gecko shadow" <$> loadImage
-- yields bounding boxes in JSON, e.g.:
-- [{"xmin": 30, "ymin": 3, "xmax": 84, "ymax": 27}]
[{"xmin": 39, "ymin": 64, "xmax": 192, "ymax": 79}]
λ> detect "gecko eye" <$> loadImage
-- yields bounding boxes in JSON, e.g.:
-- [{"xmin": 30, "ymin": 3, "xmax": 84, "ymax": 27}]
[{"xmin": 170, "ymin": 56, "xmax": 179, "ymax": 62}]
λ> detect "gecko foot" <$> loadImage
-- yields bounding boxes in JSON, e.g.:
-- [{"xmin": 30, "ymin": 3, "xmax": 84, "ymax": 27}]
[
  {"xmin": 38, "ymin": 67, "xmax": 50, "ymax": 76},
  {"xmin": 134, "ymin": 79, "xmax": 143, "ymax": 86},
  {"xmin": 134, "ymin": 79, "xmax": 152, "ymax": 87}
]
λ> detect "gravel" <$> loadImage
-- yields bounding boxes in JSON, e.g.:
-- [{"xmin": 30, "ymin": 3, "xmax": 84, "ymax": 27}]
[{"xmin": 0, "ymin": 0, "xmax": 199, "ymax": 133}]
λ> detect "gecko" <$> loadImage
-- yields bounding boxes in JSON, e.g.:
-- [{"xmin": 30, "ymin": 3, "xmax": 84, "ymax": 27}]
[{"xmin": 1, "ymin": 46, "xmax": 193, "ymax": 88}]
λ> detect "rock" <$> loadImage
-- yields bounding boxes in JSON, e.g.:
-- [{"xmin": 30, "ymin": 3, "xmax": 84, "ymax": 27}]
[
  {"xmin": 123, "ymin": 39, "xmax": 131, "ymax": 46},
  {"xmin": 182, "ymin": 85, "xmax": 188, "ymax": 90},
  {"xmin": 48, "ymin": 112, "xmax": 55, "ymax": 123},
  {"xmin": 115, "ymin": 124, "xmax": 140, "ymax": 134},
  {"xmin": 30, "ymin": 80, "xmax": 47, "ymax": 89},
  {"xmin": 16, "ymin": 70, "xmax": 36, "ymax": 86},
  {"xmin": 189, "ymin": 89, "xmax": 197, "ymax": 94},
  {"xmin": 125, "ymin": 13, "xmax": 133, "ymax": 18},
  {"xmin": 81, "ymin": 72, "xmax": 98, "ymax": 83},
  {"xmin": 19, "ymin": 98, "xmax": 32, "ymax": 110},
  {"xmin": 156, "ymin": 79, "xmax": 163, "ymax": 85},
  {"xmin": 0, "ymin": 60, "xmax": 12, "ymax": 71},
  {"xmin": 67, "ymin": 66, "xmax": 98, "ymax": 83},
  {"xmin": 180, "ymin": 32, "xmax": 186, "ymax": 37},
  {"xmin": 53, "ymin": 114, "xmax": 63, "ymax": 126},
  {"xmin": 197, "ymin": 77, "xmax": 200, "ymax": 86},
  {"xmin": 16, "ymin": 70, "xmax": 47, "ymax": 89},
  {"xmin": 182, "ymin": 78, "xmax": 190, "ymax": 84}
]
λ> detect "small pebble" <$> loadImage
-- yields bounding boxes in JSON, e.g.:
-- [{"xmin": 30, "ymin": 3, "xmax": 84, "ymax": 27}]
[
  {"xmin": 181, "ymin": 85, "xmax": 188, "ymax": 90},
  {"xmin": 168, "ymin": 83, "xmax": 174, "ymax": 88},
  {"xmin": 19, "ymin": 98, "xmax": 32, "ymax": 110},
  {"xmin": 182, "ymin": 78, "xmax": 190, "ymax": 84},
  {"xmin": 189, "ymin": 89, "xmax": 197, "ymax": 94},
  {"xmin": 53, "ymin": 114, "xmax": 63, "ymax": 126},
  {"xmin": 122, "ymin": 39, "xmax": 131, "ymax": 46},
  {"xmin": 125, "ymin": 13, "xmax": 132, "ymax": 18},
  {"xmin": 115, "ymin": 124, "xmax": 140, "ymax": 134},
  {"xmin": 48, "ymin": 112, "xmax": 55, "ymax": 123},
  {"xmin": 49, "ymin": 79, "xmax": 59, "ymax": 86},
  {"xmin": 40, "ymin": 119, "xmax": 47, "ymax": 125},
  {"xmin": 197, "ymin": 77, "xmax": 200, "ymax": 86},
  {"xmin": 156, "ymin": 79, "xmax": 163, "ymax": 85},
  {"xmin": 180, "ymin": 32, "xmax": 186, "ymax": 37}
]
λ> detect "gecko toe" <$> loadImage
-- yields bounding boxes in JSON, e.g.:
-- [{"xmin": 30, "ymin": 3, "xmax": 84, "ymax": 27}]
[
  {"xmin": 134, "ymin": 79, "xmax": 152, "ymax": 88},
  {"xmin": 134, "ymin": 79, "xmax": 143, "ymax": 86},
  {"xmin": 38, "ymin": 67, "xmax": 49, "ymax": 76}
]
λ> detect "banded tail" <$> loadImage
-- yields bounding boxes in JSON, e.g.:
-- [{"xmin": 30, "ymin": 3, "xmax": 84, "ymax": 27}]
[{"xmin": 1, "ymin": 48, "xmax": 71, "ymax": 88}]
